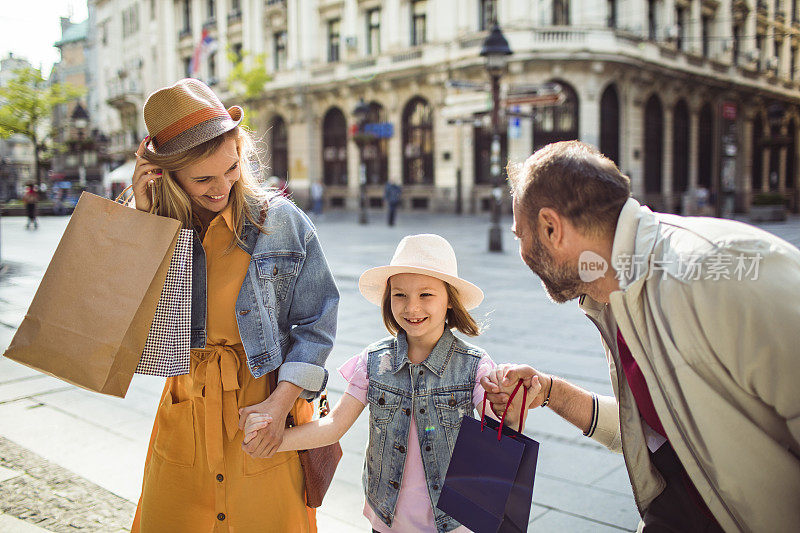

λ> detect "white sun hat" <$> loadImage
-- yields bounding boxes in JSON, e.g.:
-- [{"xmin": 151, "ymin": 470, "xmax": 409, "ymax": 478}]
[{"xmin": 358, "ymin": 234, "xmax": 484, "ymax": 310}]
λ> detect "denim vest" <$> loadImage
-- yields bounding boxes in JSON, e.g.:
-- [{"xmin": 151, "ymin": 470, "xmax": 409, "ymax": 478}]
[
  {"xmin": 189, "ymin": 195, "xmax": 339, "ymax": 398},
  {"xmin": 364, "ymin": 329, "xmax": 484, "ymax": 533}
]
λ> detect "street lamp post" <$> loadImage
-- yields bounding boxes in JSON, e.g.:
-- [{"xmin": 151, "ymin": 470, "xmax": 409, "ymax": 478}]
[
  {"xmin": 481, "ymin": 25, "xmax": 512, "ymax": 252},
  {"xmin": 353, "ymin": 99, "xmax": 370, "ymax": 225}
]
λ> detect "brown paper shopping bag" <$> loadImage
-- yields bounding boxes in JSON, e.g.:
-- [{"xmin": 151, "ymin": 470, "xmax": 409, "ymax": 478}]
[{"xmin": 3, "ymin": 192, "xmax": 181, "ymax": 397}]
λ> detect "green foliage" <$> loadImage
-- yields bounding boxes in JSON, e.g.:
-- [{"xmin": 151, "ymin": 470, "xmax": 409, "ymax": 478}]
[
  {"xmin": 226, "ymin": 47, "xmax": 270, "ymax": 130},
  {"xmin": 752, "ymin": 192, "xmax": 786, "ymax": 206},
  {"xmin": 0, "ymin": 66, "xmax": 85, "ymax": 182}
]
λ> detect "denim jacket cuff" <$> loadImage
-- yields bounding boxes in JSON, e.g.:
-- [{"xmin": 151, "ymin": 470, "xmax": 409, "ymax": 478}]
[{"xmin": 278, "ymin": 362, "xmax": 329, "ymax": 400}]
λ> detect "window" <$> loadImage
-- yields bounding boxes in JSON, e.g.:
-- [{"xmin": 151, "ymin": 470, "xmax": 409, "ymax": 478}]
[
  {"xmin": 402, "ymin": 97, "xmax": 434, "ymax": 185},
  {"xmin": 232, "ymin": 43, "xmax": 243, "ymax": 64},
  {"xmin": 791, "ymin": 47, "xmax": 797, "ymax": 80},
  {"xmin": 327, "ymin": 18, "xmax": 341, "ymax": 63},
  {"xmin": 270, "ymin": 116, "xmax": 288, "ymax": 180},
  {"xmin": 208, "ymin": 52, "xmax": 217, "ymax": 83},
  {"xmin": 183, "ymin": 57, "xmax": 191, "ymax": 77},
  {"xmin": 231, "ymin": 0, "xmax": 240, "ymax": 12},
  {"xmin": 411, "ymin": 0, "xmax": 427, "ymax": 46},
  {"xmin": 182, "ymin": 0, "xmax": 191, "ymax": 33},
  {"xmin": 322, "ymin": 108, "xmax": 348, "ymax": 186},
  {"xmin": 732, "ymin": 24, "xmax": 742, "ymax": 65},
  {"xmin": 756, "ymin": 33, "xmax": 765, "ymax": 70},
  {"xmin": 122, "ymin": 5, "xmax": 140, "ymax": 38},
  {"xmin": 553, "ymin": 0, "xmax": 570, "ymax": 25},
  {"xmin": 676, "ymin": 7, "xmax": 686, "ymax": 51},
  {"xmin": 364, "ymin": 102, "xmax": 388, "ymax": 185},
  {"xmin": 366, "ymin": 9, "xmax": 380, "ymax": 55},
  {"xmin": 701, "ymin": 15, "xmax": 711, "ymax": 58},
  {"xmin": 606, "ymin": 0, "xmax": 616, "ymax": 28},
  {"xmin": 479, "ymin": 0, "xmax": 497, "ymax": 31},
  {"xmin": 207, "ymin": 0, "xmax": 216, "ymax": 20},
  {"xmin": 648, "ymin": 0, "xmax": 657, "ymax": 40},
  {"xmin": 274, "ymin": 31, "xmax": 287, "ymax": 70}
]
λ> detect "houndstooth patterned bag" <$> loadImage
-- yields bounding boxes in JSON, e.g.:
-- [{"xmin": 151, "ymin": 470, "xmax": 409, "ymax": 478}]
[{"xmin": 135, "ymin": 228, "xmax": 193, "ymax": 377}]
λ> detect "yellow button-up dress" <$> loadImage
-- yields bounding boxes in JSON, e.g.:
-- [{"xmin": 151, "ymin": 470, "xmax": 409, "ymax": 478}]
[{"xmin": 132, "ymin": 204, "xmax": 316, "ymax": 532}]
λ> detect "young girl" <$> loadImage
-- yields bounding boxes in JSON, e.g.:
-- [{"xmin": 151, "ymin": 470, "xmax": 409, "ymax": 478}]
[{"xmin": 244, "ymin": 233, "xmax": 538, "ymax": 532}]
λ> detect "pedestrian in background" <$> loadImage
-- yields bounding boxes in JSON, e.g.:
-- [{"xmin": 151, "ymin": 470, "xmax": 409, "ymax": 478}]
[
  {"xmin": 384, "ymin": 180, "xmax": 401, "ymax": 226},
  {"xmin": 483, "ymin": 140, "xmax": 800, "ymax": 532},
  {"xmin": 22, "ymin": 184, "xmax": 39, "ymax": 230},
  {"xmin": 310, "ymin": 180, "xmax": 324, "ymax": 218},
  {"xmin": 243, "ymin": 233, "xmax": 535, "ymax": 533},
  {"xmin": 128, "ymin": 78, "xmax": 339, "ymax": 533}
]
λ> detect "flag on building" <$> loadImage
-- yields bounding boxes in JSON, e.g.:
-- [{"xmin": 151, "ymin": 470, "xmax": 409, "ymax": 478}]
[{"xmin": 189, "ymin": 28, "xmax": 217, "ymax": 76}]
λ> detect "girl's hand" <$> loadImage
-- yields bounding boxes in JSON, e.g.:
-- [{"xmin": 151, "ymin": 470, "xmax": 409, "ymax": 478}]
[
  {"xmin": 242, "ymin": 413, "xmax": 273, "ymax": 444},
  {"xmin": 132, "ymin": 137, "xmax": 163, "ymax": 212}
]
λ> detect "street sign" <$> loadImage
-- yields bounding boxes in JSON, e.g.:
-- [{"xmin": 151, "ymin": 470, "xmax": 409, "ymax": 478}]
[
  {"xmin": 446, "ymin": 79, "xmax": 490, "ymax": 91},
  {"xmin": 442, "ymin": 92, "xmax": 491, "ymax": 118},
  {"xmin": 504, "ymin": 93, "xmax": 565, "ymax": 107}
]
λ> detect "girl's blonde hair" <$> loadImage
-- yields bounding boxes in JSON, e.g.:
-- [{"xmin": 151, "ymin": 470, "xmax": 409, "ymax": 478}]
[
  {"xmin": 140, "ymin": 126, "xmax": 271, "ymax": 249},
  {"xmin": 381, "ymin": 278, "xmax": 481, "ymax": 337}
]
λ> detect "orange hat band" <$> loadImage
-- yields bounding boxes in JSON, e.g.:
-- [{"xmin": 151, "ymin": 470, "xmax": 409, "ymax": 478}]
[{"xmin": 153, "ymin": 107, "xmax": 229, "ymax": 147}]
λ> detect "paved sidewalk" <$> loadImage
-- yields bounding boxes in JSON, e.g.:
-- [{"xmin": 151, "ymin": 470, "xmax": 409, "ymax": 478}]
[{"xmin": 0, "ymin": 209, "xmax": 798, "ymax": 532}]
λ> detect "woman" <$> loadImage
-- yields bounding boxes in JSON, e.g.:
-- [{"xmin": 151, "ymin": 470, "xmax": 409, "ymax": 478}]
[{"xmin": 129, "ymin": 78, "xmax": 339, "ymax": 532}]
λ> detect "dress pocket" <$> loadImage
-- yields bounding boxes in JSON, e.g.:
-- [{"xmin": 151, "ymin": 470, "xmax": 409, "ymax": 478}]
[
  {"xmin": 153, "ymin": 394, "xmax": 195, "ymax": 467},
  {"xmin": 242, "ymin": 449, "xmax": 295, "ymax": 477}
]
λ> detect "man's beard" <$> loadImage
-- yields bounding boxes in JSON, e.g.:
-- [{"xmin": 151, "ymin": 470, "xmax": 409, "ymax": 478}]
[{"xmin": 522, "ymin": 234, "xmax": 584, "ymax": 304}]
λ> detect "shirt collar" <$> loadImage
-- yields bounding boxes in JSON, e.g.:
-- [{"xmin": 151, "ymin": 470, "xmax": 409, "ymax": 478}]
[{"xmin": 393, "ymin": 328, "xmax": 456, "ymax": 377}]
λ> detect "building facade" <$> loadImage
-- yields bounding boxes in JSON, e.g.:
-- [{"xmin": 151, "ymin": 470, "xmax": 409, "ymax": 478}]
[{"xmin": 90, "ymin": 0, "xmax": 800, "ymax": 214}]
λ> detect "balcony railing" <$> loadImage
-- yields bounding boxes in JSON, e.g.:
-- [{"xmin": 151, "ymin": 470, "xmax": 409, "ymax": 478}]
[{"xmin": 106, "ymin": 79, "xmax": 141, "ymax": 109}]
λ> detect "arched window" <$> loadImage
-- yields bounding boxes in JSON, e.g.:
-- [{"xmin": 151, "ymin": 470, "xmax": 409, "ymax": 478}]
[
  {"xmin": 402, "ymin": 97, "xmax": 434, "ymax": 185},
  {"xmin": 644, "ymin": 94, "xmax": 663, "ymax": 196},
  {"xmin": 672, "ymin": 99, "xmax": 689, "ymax": 195},
  {"xmin": 769, "ymin": 120, "xmax": 782, "ymax": 191},
  {"xmin": 363, "ymin": 102, "xmax": 389, "ymax": 185},
  {"xmin": 752, "ymin": 116, "xmax": 763, "ymax": 192},
  {"xmin": 697, "ymin": 103, "xmax": 714, "ymax": 190},
  {"xmin": 600, "ymin": 84, "xmax": 620, "ymax": 166},
  {"xmin": 269, "ymin": 115, "xmax": 288, "ymax": 180},
  {"xmin": 533, "ymin": 81, "xmax": 579, "ymax": 152},
  {"xmin": 322, "ymin": 107, "xmax": 347, "ymax": 186}
]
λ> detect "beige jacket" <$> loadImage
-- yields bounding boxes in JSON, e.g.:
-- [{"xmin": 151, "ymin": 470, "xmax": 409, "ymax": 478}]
[{"xmin": 578, "ymin": 199, "xmax": 800, "ymax": 532}]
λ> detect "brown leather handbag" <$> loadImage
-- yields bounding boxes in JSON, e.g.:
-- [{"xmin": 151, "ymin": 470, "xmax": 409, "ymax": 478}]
[{"xmin": 269, "ymin": 372, "xmax": 343, "ymax": 507}]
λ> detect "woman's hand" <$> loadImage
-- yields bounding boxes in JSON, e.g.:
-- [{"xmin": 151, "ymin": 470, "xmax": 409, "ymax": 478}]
[
  {"xmin": 239, "ymin": 381, "xmax": 302, "ymax": 459},
  {"xmin": 242, "ymin": 413, "xmax": 273, "ymax": 445},
  {"xmin": 132, "ymin": 137, "xmax": 163, "ymax": 212}
]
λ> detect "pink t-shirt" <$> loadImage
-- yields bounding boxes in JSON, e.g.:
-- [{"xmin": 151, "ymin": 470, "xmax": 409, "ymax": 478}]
[{"xmin": 339, "ymin": 347, "xmax": 496, "ymax": 533}]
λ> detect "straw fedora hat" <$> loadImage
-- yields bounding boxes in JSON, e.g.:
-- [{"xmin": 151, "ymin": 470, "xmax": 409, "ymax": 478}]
[
  {"xmin": 142, "ymin": 78, "xmax": 243, "ymax": 156},
  {"xmin": 359, "ymin": 234, "xmax": 484, "ymax": 310}
]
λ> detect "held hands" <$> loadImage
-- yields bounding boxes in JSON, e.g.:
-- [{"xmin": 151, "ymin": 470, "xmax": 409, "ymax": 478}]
[
  {"xmin": 480, "ymin": 364, "xmax": 548, "ymax": 425},
  {"xmin": 131, "ymin": 137, "xmax": 163, "ymax": 212},
  {"xmin": 238, "ymin": 397, "xmax": 289, "ymax": 459},
  {"xmin": 242, "ymin": 412, "xmax": 273, "ymax": 445}
]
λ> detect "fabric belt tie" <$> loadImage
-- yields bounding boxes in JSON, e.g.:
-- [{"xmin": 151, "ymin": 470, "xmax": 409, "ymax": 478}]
[{"xmin": 191, "ymin": 345, "xmax": 241, "ymax": 472}]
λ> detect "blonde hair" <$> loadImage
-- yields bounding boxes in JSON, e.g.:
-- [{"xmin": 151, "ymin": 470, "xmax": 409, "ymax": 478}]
[
  {"xmin": 381, "ymin": 278, "xmax": 481, "ymax": 337},
  {"xmin": 141, "ymin": 126, "xmax": 272, "ymax": 249}
]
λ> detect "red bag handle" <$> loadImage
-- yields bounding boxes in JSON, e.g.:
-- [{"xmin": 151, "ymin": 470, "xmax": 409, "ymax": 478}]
[{"xmin": 481, "ymin": 379, "xmax": 528, "ymax": 441}]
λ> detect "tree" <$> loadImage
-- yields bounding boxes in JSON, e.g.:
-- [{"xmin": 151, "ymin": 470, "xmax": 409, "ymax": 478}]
[
  {"xmin": 226, "ymin": 48, "xmax": 270, "ymax": 131},
  {"xmin": 0, "ymin": 66, "xmax": 84, "ymax": 186}
]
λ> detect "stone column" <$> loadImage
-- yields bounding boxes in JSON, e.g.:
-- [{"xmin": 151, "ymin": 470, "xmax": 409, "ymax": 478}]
[{"xmin": 662, "ymin": 102, "xmax": 675, "ymax": 212}]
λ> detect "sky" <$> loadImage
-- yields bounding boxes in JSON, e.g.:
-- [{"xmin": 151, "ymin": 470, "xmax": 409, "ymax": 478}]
[{"xmin": 0, "ymin": 0, "xmax": 88, "ymax": 77}]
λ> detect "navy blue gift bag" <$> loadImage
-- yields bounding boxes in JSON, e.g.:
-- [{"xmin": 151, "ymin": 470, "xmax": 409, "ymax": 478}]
[{"xmin": 437, "ymin": 380, "xmax": 539, "ymax": 532}]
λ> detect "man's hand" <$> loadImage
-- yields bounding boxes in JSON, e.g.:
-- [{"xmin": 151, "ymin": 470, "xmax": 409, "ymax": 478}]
[
  {"xmin": 481, "ymin": 364, "xmax": 549, "ymax": 417},
  {"xmin": 242, "ymin": 412, "xmax": 273, "ymax": 445}
]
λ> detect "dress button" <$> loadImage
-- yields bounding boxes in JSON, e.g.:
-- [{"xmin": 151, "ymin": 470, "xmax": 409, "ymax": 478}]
[
  {"xmin": 404, "ymin": 408, "xmax": 411, "ymax": 416},
  {"xmin": 217, "ymin": 513, "xmax": 226, "ymax": 521},
  {"xmin": 419, "ymin": 408, "xmax": 425, "ymax": 414},
  {"xmin": 389, "ymin": 481, "xmax": 399, "ymax": 489},
  {"xmin": 398, "ymin": 445, "xmax": 406, "ymax": 453},
  {"xmin": 378, "ymin": 397, "xmax": 385, "ymax": 405},
  {"xmin": 448, "ymin": 398, "xmax": 456, "ymax": 407},
  {"xmin": 239, "ymin": 309, "xmax": 250, "ymax": 316},
  {"xmin": 216, "ymin": 474, "xmax": 224, "ymax": 482},
  {"xmin": 418, "ymin": 370, "xmax": 423, "ymax": 376},
  {"xmin": 425, "ymin": 445, "xmax": 431, "ymax": 452},
  {"xmin": 433, "ymin": 484, "xmax": 439, "ymax": 490}
]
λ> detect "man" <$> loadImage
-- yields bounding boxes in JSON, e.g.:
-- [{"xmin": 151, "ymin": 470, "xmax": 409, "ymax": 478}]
[
  {"xmin": 483, "ymin": 141, "xmax": 800, "ymax": 531},
  {"xmin": 384, "ymin": 180, "xmax": 402, "ymax": 226}
]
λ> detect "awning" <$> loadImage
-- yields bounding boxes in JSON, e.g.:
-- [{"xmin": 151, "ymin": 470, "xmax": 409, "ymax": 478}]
[{"xmin": 107, "ymin": 159, "xmax": 136, "ymax": 184}]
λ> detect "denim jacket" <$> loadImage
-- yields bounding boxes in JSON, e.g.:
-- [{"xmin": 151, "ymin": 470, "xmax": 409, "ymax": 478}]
[
  {"xmin": 190, "ymin": 195, "xmax": 339, "ymax": 399},
  {"xmin": 363, "ymin": 329, "xmax": 483, "ymax": 533}
]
